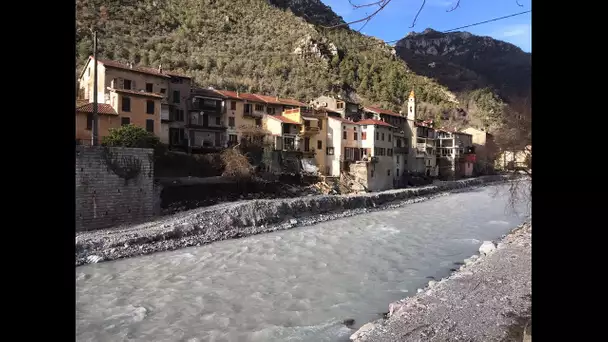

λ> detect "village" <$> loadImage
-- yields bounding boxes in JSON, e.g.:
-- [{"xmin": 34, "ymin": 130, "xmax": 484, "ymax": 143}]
[{"xmin": 76, "ymin": 56, "xmax": 527, "ymax": 194}]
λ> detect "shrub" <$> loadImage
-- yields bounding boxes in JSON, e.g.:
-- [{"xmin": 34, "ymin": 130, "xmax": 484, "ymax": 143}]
[{"xmin": 102, "ymin": 125, "xmax": 164, "ymax": 153}]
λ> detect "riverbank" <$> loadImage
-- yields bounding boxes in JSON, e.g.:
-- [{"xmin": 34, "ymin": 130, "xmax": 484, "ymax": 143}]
[
  {"xmin": 75, "ymin": 175, "xmax": 508, "ymax": 266},
  {"xmin": 350, "ymin": 221, "xmax": 532, "ymax": 342}
]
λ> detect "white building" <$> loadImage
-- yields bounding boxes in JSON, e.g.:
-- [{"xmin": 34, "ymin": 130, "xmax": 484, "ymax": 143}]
[
  {"xmin": 358, "ymin": 119, "xmax": 396, "ymax": 191},
  {"xmin": 326, "ymin": 116, "xmax": 359, "ymax": 177}
]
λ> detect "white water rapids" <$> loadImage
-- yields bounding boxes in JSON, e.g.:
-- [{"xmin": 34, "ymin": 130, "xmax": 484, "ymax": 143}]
[{"xmin": 76, "ymin": 184, "xmax": 527, "ymax": 342}]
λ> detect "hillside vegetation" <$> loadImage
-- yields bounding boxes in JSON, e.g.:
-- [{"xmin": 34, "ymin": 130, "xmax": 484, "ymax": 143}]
[{"xmin": 76, "ymin": 0, "xmax": 516, "ymax": 130}]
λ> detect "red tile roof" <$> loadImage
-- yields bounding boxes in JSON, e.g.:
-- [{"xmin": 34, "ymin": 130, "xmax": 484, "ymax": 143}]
[
  {"xmin": 213, "ymin": 90, "xmax": 306, "ymax": 107},
  {"xmin": 363, "ymin": 106, "xmax": 401, "ymax": 117},
  {"xmin": 267, "ymin": 115, "xmax": 301, "ymax": 125},
  {"xmin": 85, "ymin": 56, "xmax": 191, "ymax": 79},
  {"xmin": 109, "ymin": 88, "xmax": 164, "ymax": 98},
  {"xmin": 357, "ymin": 119, "xmax": 396, "ymax": 128},
  {"xmin": 75, "ymin": 103, "xmax": 118, "ymax": 115},
  {"xmin": 215, "ymin": 90, "xmax": 262, "ymax": 102}
]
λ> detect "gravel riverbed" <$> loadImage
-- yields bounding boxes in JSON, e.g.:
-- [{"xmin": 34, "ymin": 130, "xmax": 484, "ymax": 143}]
[
  {"xmin": 350, "ymin": 221, "xmax": 532, "ymax": 342},
  {"xmin": 75, "ymin": 175, "xmax": 508, "ymax": 266}
]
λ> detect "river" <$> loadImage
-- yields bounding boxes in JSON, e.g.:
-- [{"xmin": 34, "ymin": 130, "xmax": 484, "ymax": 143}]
[{"xmin": 76, "ymin": 184, "xmax": 527, "ymax": 342}]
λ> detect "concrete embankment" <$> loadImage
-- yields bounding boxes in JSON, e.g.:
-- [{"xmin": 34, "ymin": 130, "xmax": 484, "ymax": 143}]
[
  {"xmin": 350, "ymin": 221, "xmax": 532, "ymax": 342},
  {"xmin": 75, "ymin": 175, "xmax": 507, "ymax": 266}
]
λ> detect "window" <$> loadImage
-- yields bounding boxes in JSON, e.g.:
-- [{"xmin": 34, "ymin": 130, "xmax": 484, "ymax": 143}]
[
  {"xmin": 381, "ymin": 133, "xmax": 385, "ymax": 141},
  {"xmin": 388, "ymin": 134, "xmax": 392, "ymax": 142},
  {"xmin": 327, "ymin": 147, "xmax": 334, "ymax": 155},
  {"xmin": 229, "ymin": 134, "xmax": 238, "ymax": 145},
  {"xmin": 173, "ymin": 90, "xmax": 180, "ymax": 103},
  {"xmin": 317, "ymin": 140, "xmax": 322, "ymax": 149},
  {"xmin": 266, "ymin": 107, "xmax": 275, "ymax": 115},
  {"xmin": 229, "ymin": 117, "xmax": 235, "ymax": 127},
  {"xmin": 244, "ymin": 104, "xmax": 252, "ymax": 114},
  {"xmin": 123, "ymin": 79, "xmax": 132, "ymax": 90},
  {"xmin": 146, "ymin": 83, "xmax": 153, "ymax": 92},
  {"xmin": 146, "ymin": 119, "xmax": 154, "ymax": 133},
  {"xmin": 396, "ymin": 169, "xmax": 399, "ymax": 177},
  {"xmin": 176, "ymin": 109, "xmax": 184, "ymax": 122},
  {"xmin": 388, "ymin": 149, "xmax": 393, "ymax": 156},
  {"xmin": 343, "ymin": 130, "xmax": 347, "ymax": 139},
  {"xmin": 215, "ymin": 116, "xmax": 221, "ymax": 125},
  {"xmin": 86, "ymin": 113, "xmax": 93, "ymax": 130},
  {"xmin": 121, "ymin": 117, "xmax": 130, "ymax": 126},
  {"xmin": 376, "ymin": 132, "xmax": 379, "ymax": 140},
  {"xmin": 255, "ymin": 104, "xmax": 264, "ymax": 111},
  {"xmin": 146, "ymin": 100, "xmax": 155, "ymax": 114},
  {"xmin": 387, "ymin": 169, "xmax": 391, "ymax": 176},
  {"xmin": 361, "ymin": 132, "xmax": 367, "ymax": 140},
  {"xmin": 396, "ymin": 155, "xmax": 400, "ymax": 163},
  {"xmin": 121, "ymin": 96, "xmax": 131, "ymax": 112},
  {"xmin": 230, "ymin": 101, "xmax": 236, "ymax": 110},
  {"xmin": 318, "ymin": 120, "xmax": 323, "ymax": 130},
  {"xmin": 337, "ymin": 102, "xmax": 344, "ymax": 109},
  {"xmin": 87, "ymin": 67, "xmax": 90, "ymax": 77},
  {"xmin": 354, "ymin": 131, "xmax": 358, "ymax": 140},
  {"xmin": 371, "ymin": 169, "xmax": 374, "ymax": 177},
  {"xmin": 255, "ymin": 118, "xmax": 262, "ymax": 127},
  {"xmin": 160, "ymin": 88, "xmax": 166, "ymax": 94}
]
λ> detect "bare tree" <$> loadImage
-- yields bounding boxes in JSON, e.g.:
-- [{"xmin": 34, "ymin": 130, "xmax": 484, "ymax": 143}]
[
  {"xmin": 325, "ymin": 0, "xmax": 527, "ymax": 29},
  {"xmin": 492, "ymin": 97, "xmax": 531, "ymax": 215}
]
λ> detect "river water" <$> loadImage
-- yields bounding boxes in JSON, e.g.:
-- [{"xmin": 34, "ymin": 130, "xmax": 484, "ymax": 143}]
[{"xmin": 76, "ymin": 184, "xmax": 527, "ymax": 342}]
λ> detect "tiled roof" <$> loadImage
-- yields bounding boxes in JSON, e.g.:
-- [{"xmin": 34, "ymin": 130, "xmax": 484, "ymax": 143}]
[
  {"xmin": 214, "ymin": 90, "xmax": 262, "ymax": 102},
  {"xmin": 357, "ymin": 119, "xmax": 396, "ymax": 128},
  {"xmin": 363, "ymin": 106, "xmax": 402, "ymax": 117},
  {"xmin": 75, "ymin": 103, "xmax": 118, "ymax": 115},
  {"xmin": 86, "ymin": 56, "xmax": 191, "ymax": 79},
  {"xmin": 267, "ymin": 115, "xmax": 301, "ymax": 125},
  {"xmin": 415, "ymin": 119, "xmax": 435, "ymax": 128},
  {"xmin": 109, "ymin": 88, "xmax": 164, "ymax": 98}
]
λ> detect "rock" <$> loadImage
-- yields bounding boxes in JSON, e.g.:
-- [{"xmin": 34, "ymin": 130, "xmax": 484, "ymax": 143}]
[
  {"xmin": 464, "ymin": 255, "xmax": 479, "ymax": 265},
  {"xmin": 86, "ymin": 255, "xmax": 103, "ymax": 264},
  {"xmin": 343, "ymin": 318, "xmax": 355, "ymax": 328},
  {"xmin": 428, "ymin": 280, "xmax": 437, "ymax": 288},
  {"xmin": 350, "ymin": 322, "xmax": 377, "ymax": 341},
  {"xmin": 417, "ymin": 288, "xmax": 423, "ymax": 293},
  {"xmin": 289, "ymin": 219, "xmax": 298, "ymax": 225},
  {"xmin": 479, "ymin": 241, "xmax": 497, "ymax": 255}
]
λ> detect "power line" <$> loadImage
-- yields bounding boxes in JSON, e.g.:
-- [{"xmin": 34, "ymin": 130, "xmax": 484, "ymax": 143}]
[{"xmin": 442, "ymin": 10, "xmax": 531, "ymax": 33}]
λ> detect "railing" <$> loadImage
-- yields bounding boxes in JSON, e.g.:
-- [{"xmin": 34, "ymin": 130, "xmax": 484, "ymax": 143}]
[
  {"xmin": 301, "ymin": 126, "xmax": 320, "ymax": 134},
  {"xmin": 244, "ymin": 111, "xmax": 263, "ymax": 118}
]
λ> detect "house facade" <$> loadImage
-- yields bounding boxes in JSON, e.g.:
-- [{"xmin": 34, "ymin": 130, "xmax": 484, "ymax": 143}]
[
  {"xmin": 187, "ymin": 88, "xmax": 228, "ymax": 149},
  {"xmin": 436, "ymin": 129, "xmax": 475, "ymax": 178},
  {"xmin": 282, "ymin": 107, "xmax": 327, "ymax": 174},
  {"xmin": 311, "ymin": 95, "xmax": 360, "ymax": 119},
  {"xmin": 77, "ymin": 56, "xmax": 191, "ymax": 144},
  {"xmin": 75, "ymin": 103, "xmax": 120, "ymax": 144},
  {"xmin": 461, "ymin": 126, "xmax": 499, "ymax": 173},
  {"xmin": 358, "ymin": 119, "xmax": 396, "ymax": 191}
]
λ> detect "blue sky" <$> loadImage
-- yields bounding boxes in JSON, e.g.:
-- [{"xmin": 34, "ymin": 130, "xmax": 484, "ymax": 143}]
[{"xmin": 321, "ymin": 0, "xmax": 531, "ymax": 52}]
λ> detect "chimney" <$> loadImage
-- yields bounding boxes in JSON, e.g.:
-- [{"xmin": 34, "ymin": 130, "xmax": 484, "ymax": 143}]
[
  {"xmin": 236, "ymin": 91, "xmax": 240, "ymax": 97},
  {"xmin": 128, "ymin": 62, "xmax": 133, "ymax": 69},
  {"xmin": 276, "ymin": 95, "xmax": 279, "ymax": 101},
  {"xmin": 158, "ymin": 64, "xmax": 162, "ymax": 72}
]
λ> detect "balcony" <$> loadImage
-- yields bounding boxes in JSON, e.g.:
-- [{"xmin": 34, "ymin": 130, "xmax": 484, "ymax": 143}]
[
  {"xmin": 300, "ymin": 126, "xmax": 320, "ymax": 135},
  {"xmin": 244, "ymin": 110, "xmax": 263, "ymax": 118},
  {"xmin": 394, "ymin": 147, "xmax": 409, "ymax": 154}
]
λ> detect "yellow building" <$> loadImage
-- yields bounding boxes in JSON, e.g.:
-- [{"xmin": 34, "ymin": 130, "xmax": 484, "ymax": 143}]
[
  {"xmin": 77, "ymin": 56, "xmax": 191, "ymax": 145},
  {"xmin": 281, "ymin": 107, "xmax": 328, "ymax": 174}
]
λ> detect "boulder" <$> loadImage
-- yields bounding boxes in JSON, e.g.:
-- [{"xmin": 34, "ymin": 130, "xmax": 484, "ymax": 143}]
[
  {"xmin": 479, "ymin": 241, "xmax": 497, "ymax": 255},
  {"xmin": 350, "ymin": 322, "xmax": 377, "ymax": 341}
]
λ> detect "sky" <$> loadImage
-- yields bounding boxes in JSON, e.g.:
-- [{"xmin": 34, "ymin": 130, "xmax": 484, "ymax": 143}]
[{"xmin": 320, "ymin": 0, "xmax": 531, "ymax": 52}]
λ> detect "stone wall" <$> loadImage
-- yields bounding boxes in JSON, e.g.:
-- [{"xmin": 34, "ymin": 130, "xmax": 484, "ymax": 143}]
[{"xmin": 75, "ymin": 146, "xmax": 155, "ymax": 231}]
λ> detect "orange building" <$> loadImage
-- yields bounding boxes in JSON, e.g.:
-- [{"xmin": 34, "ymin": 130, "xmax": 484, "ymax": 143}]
[{"xmin": 75, "ymin": 103, "xmax": 120, "ymax": 144}]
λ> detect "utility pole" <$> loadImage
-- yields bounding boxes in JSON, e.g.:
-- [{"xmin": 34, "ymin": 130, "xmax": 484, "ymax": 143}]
[{"xmin": 91, "ymin": 30, "xmax": 99, "ymax": 146}]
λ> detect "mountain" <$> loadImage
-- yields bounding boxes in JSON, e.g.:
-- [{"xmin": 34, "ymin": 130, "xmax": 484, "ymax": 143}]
[
  {"xmin": 75, "ymin": 0, "xmax": 518, "ymax": 130},
  {"xmin": 395, "ymin": 28, "xmax": 531, "ymax": 104}
]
